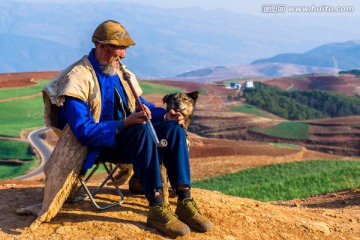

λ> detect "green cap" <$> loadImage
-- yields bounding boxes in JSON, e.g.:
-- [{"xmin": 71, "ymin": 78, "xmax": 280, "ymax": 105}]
[{"xmin": 92, "ymin": 20, "xmax": 135, "ymax": 47}]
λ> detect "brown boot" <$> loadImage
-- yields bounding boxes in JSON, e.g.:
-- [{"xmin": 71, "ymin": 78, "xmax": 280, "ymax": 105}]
[
  {"xmin": 147, "ymin": 204, "xmax": 190, "ymax": 238},
  {"xmin": 175, "ymin": 198, "xmax": 213, "ymax": 232}
]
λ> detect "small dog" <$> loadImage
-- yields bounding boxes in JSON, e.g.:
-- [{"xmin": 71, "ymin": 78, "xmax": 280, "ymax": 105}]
[
  {"xmin": 162, "ymin": 91, "xmax": 199, "ymax": 144},
  {"xmin": 108, "ymin": 91, "xmax": 199, "ymax": 203}
]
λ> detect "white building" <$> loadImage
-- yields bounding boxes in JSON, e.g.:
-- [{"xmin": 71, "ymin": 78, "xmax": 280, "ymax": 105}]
[{"xmin": 245, "ymin": 80, "xmax": 254, "ymax": 88}]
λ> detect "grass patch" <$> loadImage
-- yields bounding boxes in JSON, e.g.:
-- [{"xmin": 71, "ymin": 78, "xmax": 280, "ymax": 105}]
[
  {"xmin": 271, "ymin": 143, "xmax": 301, "ymax": 149},
  {"xmin": 289, "ymin": 74, "xmax": 311, "ymax": 80},
  {"xmin": 0, "ymin": 161, "xmax": 38, "ymax": 180},
  {"xmin": 0, "ymin": 96, "xmax": 44, "ymax": 137},
  {"xmin": 192, "ymin": 160, "xmax": 360, "ymax": 202},
  {"xmin": 0, "ymin": 80, "xmax": 49, "ymax": 100},
  {"xmin": 198, "ymin": 88, "xmax": 207, "ymax": 94},
  {"xmin": 0, "ymin": 140, "xmax": 35, "ymax": 161},
  {"xmin": 287, "ymin": 87, "xmax": 296, "ymax": 91},
  {"xmin": 85, "ymin": 163, "xmax": 111, "ymax": 177},
  {"xmin": 223, "ymin": 78, "xmax": 245, "ymax": 84},
  {"xmin": 251, "ymin": 122, "xmax": 309, "ymax": 139},
  {"xmin": 231, "ymin": 104, "xmax": 268, "ymax": 118},
  {"xmin": 140, "ymin": 82, "xmax": 183, "ymax": 94}
]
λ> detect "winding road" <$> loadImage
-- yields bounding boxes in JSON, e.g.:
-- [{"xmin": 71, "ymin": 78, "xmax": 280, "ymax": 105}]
[{"xmin": 14, "ymin": 127, "xmax": 53, "ymax": 180}]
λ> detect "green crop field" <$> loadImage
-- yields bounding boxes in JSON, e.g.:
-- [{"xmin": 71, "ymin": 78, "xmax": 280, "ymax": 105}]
[
  {"xmin": 192, "ymin": 160, "xmax": 360, "ymax": 202},
  {"xmin": 0, "ymin": 96, "xmax": 44, "ymax": 137},
  {"xmin": 271, "ymin": 143, "xmax": 301, "ymax": 149},
  {"xmin": 0, "ymin": 81, "xmax": 182, "ymax": 138},
  {"xmin": 140, "ymin": 82, "xmax": 183, "ymax": 94},
  {"xmin": 250, "ymin": 122, "xmax": 309, "ymax": 139},
  {"xmin": 0, "ymin": 161, "xmax": 38, "ymax": 180},
  {"xmin": 231, "ymin": 104, "xmax": 269, "ymax": 118},
  {"xmin": 0, "ymin": 140, "xmax": 35, "ymax": 161},
  {"xmin": 0, "ymin": 80, "xmax": 49, "ymax": 100}
]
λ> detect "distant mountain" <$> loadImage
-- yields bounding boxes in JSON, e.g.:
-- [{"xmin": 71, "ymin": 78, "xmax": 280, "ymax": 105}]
[
  {"xmin": 252, "ymin": 41, "xmax": 360, "ymax": 70},
  {"xmin": 1, "ymin": 1, "xmax": 360, "ymax": 77},
  {"xmin": 0, "ymin": 33, "xmax": 79, "ymax": 73},
  {"xmin": 174, "ymin": 63, "xmax": 334, "ymax": 82}
]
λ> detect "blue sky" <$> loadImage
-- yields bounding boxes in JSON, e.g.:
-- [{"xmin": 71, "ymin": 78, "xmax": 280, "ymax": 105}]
[
  {"xmin": 4, "ymin": 0, "xmax": 360, "ymax": 75},
  {"xmin": 16, "ymin": 0, "xmax": 360, "ymax": 16}
]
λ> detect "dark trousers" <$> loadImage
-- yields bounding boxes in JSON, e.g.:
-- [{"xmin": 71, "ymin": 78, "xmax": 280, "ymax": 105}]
[{"xmin": 98, "ymin": 120, "xmax": 190, "ymax": 200}]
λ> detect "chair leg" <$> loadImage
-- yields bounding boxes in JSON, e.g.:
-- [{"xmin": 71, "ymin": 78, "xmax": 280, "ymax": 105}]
[{"xmin": 69, "ymin": 163, "xmax": 124, "ymax": 210}]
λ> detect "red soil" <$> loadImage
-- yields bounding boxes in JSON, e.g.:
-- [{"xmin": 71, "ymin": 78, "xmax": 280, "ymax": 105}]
[
  {"xmin": 0, "ymin": 72, "xmax": 59, "ymax": 89},
  {"xmin": 266, "ymin": 74, "xmax": 360, "ymax": 97}
]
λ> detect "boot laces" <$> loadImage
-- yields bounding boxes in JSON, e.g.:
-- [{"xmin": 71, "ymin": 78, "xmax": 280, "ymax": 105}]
[
  {"xmin": 158, "ymin": 204, "xmax": 178, "ymax": 222},
  {"xmin": 185, "ymin": 198, "xmax": 201, "ymax": 214}
]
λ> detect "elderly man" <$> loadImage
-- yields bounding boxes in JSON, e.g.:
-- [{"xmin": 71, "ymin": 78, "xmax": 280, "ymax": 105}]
[{"xmin": 41, "ymin": 20, "xmax": 212, "ymax": 237}]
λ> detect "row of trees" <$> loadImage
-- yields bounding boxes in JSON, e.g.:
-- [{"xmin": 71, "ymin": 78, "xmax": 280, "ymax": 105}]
[
  {"xmin": 243, "ymin": 82, "xmax": 360, "ymax": 120},
  {"xmin": 339, "ymin": 69, "xmax": 360, "ymax": 77}
]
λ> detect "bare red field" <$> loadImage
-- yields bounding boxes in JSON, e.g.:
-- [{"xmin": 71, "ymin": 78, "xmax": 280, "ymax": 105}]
[
  {"xmin": 0, "ymin": 71, "xmax": 59, "ymax": 88},
  {"xmin": 266, "ymin": 74, "xmax": 360, "ymax": 97}
]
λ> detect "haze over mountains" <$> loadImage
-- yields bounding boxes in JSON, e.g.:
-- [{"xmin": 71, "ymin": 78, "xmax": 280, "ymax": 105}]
[
  {"xmin": 178, "ymin": 41, "xmax": 360, "ymax": 81},
  {"xmin": 252, "ymin": 41, "xmax": 360, "ymax": 70},
  {"xmin": 176, "ymin": 63, "xmax": 335, "ymax": 82},
  {"xmin": 1, "ymin": 0, "xmax": 360, "ymax": 78}
]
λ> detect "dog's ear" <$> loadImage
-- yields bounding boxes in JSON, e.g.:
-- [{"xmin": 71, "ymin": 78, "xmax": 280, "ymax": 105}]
[
  {"xmin": 163, "ymin": 93, "xmax": 175, "ymax": 103},
  {"xmin": 187, "ymin": 91, "xmax": 200, "ymax": 103}
]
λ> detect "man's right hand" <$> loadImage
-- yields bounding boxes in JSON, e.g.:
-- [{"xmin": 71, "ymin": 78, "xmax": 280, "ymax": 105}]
[
  {"xmin": 124, "ymin": 111, "xmax": 147, "ymax": 127},
  {"xmin": 164, "ymin": 109, "xmax": 185, "ymax": 127}
]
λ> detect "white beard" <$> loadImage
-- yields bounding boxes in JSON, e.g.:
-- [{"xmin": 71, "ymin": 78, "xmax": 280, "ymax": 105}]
[{"xmin": 100, "ymin": 63, "xmax": 118, "ymax": 76}]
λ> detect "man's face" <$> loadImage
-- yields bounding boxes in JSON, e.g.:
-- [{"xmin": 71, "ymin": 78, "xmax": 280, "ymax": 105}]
[{"xmin": 99, "ymin": 44, "xmax": 128, "ymax": 75}]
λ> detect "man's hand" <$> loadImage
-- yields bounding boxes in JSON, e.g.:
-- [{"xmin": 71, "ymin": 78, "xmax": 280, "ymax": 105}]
[
  {"xmin": 135, "ymin": 104, "xmax": 152, "ymax": 119},
  {"xmin": 142, "ymin": 105, "xmax": 152, "ymax": 120},
  {"xmin": 164, "ymin": 109, "xmax": 185, "ymax": 127},
  {"xmin": 124, "ymin": 111, "xmax": 147, "ymax": 127}
]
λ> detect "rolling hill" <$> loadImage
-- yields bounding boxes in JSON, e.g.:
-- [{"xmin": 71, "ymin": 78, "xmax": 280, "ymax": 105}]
[
  {"xmin": 174, "ymin": 63, "xmax": 334, "ymax": 82},
  {"xmin": 252, "ymin": 40, "xmax": 360, "ymax": 70},
  {"xmin": 265, "ymin": 73, "xmax": 360, "ymax": 97},
  {"xmin": 174, "ymin": 41, "xmax": 360, "ymax": 82},
  {"xmin": 1, "ymin": 72, "xmax": 360, "ymax": 239}
]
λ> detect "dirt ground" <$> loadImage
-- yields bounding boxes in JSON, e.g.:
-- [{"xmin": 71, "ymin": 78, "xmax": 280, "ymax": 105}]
[
  {"xmin": 1, "ymin": 185, "xmax": 360, "ymax": 240},
  {"xmin": 1, "ymin": 135, "xmax": 360, "ymax": 240},
  {"xmin": 1, "ymin": 72, "xmax": 360, "ymax": 239}
]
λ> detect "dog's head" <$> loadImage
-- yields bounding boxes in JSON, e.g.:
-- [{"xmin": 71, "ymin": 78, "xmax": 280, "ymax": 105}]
[{"xmin": 162, "ymin": 91, "xmax": 199, "ymax": 120}]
